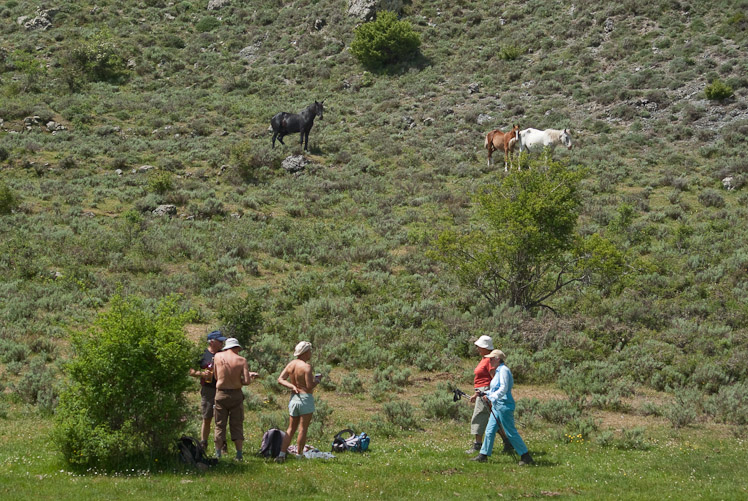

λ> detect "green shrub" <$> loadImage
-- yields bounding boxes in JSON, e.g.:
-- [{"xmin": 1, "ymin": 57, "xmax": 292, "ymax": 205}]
[
  {"xmin": 704, "ymin": 79, "xmax": 734, "ymax": 100},
  {"xmin": 148, "ymin": 171, "xmax": 174, "ymax": 195},
  {"xmin": 0, "ymin": 181, "xmax": 19, "ymax": 215},
  {"xmin": 698, "ymin": 189, "xmax": 725, "ymax": 208},
  {"xmin": 617, "ymin": 427, "xmax": 651, "ymax": 450},
  {"xmin": 421, "ymin": 383, "xmax": 471, "ymax": 421},
  {"xmin": 53, "ymin": 294, "xmax": 196, "ymax": 469},
  {"xmin": 664, "ymin": 389, "xmax": 701, "ymax": 428},
  {"xmin": 217, "ymin": 290, "xmax": 264, "ymax": 348},
  {"xmin": 499, "ymin": 45, "xmax": 523, "ymax": 61},
  {"xmin": 0, "ymin": 146, "xmax": 9, "ymax": 162},
  {"xmin": 196, "ymin": 16, "xmax": 220, "ymax": 33},
  {"xmin": 707, "ymin": 382, "xmax": 748, "ymax": 425},
  {"xmin": 538, "ymin": 399, "xmax": 582, "ymax": 424},
  {"xmin": 61, "ymin": 30, "xmax": 128, "ymax": 89},
  {"xmin": 382, "ymin": 400, "xmax": 420, "ymax": 430},
  {"xmin": 338, "ymin": 373, "xmax": 365, "ymax": 394},
  {"xmin": 350, "ymin": 11, "xmax": 421, "ymax": 69}
]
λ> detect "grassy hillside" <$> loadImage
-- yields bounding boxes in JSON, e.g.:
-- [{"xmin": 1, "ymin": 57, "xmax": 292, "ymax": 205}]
[{"xmin": 1, "ymin": 0, "xmax": 747, "ymax": 438}]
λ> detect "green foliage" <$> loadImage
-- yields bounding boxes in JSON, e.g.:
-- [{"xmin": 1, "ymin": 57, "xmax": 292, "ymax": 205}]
[
  {"xmin": 0, "ymin": 181, "xmax": 19, "ymax": 215},
  {"xmin": 421, "ymin": 383, "xmax": 471, "ymax": 421},
  {"xmin": 61, "ymin": 30, "xmax": 128, "ymax": 90},
  {"xmin": 382, "ymin": 399, "xmax": 420, "ymax": 430},
  {"xmin": 350, "ymin": 11, "xmax": 421, "ymax": 69},
  {"xmin": 217, "ymin": 290, "xmax": 264, "ymax": 348},
  {"xmin": 704, "ymin": 79, "xmax": 734, "ymax": 100},
  {"xmin": 432, "ymin": 162, "xmax": 624, "ymax": 311},
  {"xmin": 338, "ymin": 373, "xmax": 365, "ymax": 394},
  {"xmin": 196, "ymin": 16, "xmax": 220, "ymax": 32},
  {"xmin": 499, "ymin": 45, "xmax": 523, "ymax": 61},
  {"xmin": 53, "ymin": 294, "xmax": 196, "ymax": 469},
  {"xmin": 707, "ymin": 382, "xmax": 748, "ymax": 425},
  {"xmin": 147, "ymin": 171, "xmax": 174, "ymax": 195}
]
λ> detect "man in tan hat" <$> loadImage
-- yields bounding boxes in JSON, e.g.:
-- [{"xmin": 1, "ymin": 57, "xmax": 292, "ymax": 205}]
[
  {"xmin": 275, "ymin": 341, "xmax": 320, "ymax": 463},
  {"xmin": 212, "ymin": 338, "xmax": 258, "ymax": 461}
]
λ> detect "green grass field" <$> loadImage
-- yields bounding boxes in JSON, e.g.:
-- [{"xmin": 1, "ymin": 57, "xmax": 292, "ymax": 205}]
[{"xmin": 2, "ymin": 373, "xmax": 746, "ymax": 500}]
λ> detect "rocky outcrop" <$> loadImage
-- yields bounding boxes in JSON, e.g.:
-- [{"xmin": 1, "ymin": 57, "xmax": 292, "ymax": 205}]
[{"xmin": 347, "ymin": 0, "xmax": 403, "ymax": 21}]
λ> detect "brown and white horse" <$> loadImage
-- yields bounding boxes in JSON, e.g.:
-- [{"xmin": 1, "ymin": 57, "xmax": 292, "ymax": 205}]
[{"xmin": 484, "ymin": 124, "xmax": 520, "ymax": 171}]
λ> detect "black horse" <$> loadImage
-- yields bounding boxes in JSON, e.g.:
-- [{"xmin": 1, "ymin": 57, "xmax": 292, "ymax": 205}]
[{"xmin": 270, "ymin": 101, "xmax": 324, "ymax": 151}]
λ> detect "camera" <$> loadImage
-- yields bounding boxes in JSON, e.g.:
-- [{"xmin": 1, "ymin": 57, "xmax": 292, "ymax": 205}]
[{"xmin": 476, "ymin": 391, "xmax": 486, "ymax": 398}]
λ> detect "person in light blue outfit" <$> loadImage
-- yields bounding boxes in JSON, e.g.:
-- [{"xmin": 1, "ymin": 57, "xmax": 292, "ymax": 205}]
[{"xmin": 471, "ymin": 349, "xmax": 534, "ymax": 466}]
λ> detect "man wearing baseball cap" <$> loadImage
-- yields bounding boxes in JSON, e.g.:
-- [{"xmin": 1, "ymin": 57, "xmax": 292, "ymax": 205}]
[{"xmin": 189, "ymin": 330, "xmax": 226, "ymax": 450}]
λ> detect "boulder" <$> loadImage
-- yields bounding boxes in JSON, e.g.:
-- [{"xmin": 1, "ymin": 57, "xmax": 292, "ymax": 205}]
[
  {"xmin": 207, "ymin": 0, "xmax": 230, "ymax": 10},
  {"xmin": 722, "ymin": 177, "xmax": 734, "ymax": 191},
  {"xmin": 347, "ymin": 0, "xmax": 404, "ymax": 21},
  {"xmin": 282, "ymin": 155, "xmax": 309, "ymax": 174},
  {"xmin": 153, "ymin": 205, "xmax": 177, "ymax": 216}
]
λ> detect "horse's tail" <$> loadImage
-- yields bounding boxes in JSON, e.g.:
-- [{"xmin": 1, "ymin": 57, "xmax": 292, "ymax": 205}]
[{"xmin": 484, "ymin": 132, "xmax": 492, "ymax": 150}]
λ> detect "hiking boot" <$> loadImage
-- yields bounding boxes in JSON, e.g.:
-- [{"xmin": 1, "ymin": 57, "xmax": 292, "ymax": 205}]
[
  {"xmin": 274, "ymin": 455, "xmax": 285, "ymax": 464},
  {"xmin": 465, "ymin": 442, "xmax": 481, "ymax": 454},
  {"xmin": 234, "ymin": 451, "xmax": 243, "ymax": 461},
  {"xmin": 470, "ymin": 453, "xmax": 488, "ymax": 462},
  {"xmin": 518, "ymin": 452, "xmax": 535, "ymax": 466}
]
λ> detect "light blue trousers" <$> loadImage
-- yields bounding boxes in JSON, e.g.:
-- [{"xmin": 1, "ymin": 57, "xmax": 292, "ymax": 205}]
[{"xmin": 480, "ymin": 405, "xmax": 528, "ymax": 456}]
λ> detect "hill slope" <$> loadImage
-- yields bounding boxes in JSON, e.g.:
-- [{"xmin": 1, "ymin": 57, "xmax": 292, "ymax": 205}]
[{"xmin": 1, "ymin": 0, "xmax": 747, "ymax": 417}]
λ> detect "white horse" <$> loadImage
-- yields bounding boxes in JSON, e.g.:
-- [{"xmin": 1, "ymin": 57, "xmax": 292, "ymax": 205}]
[{"xmin": 517, "ymin": 128, "xmax": 573, "ymax": 167}]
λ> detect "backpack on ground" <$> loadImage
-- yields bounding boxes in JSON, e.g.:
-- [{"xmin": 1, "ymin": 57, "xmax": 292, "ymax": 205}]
[
  {"xmin": 331, "ymin": 429, "xmax": 370, "ymax": 453},
  {"xmin": 259, "ymin": 428, "xmax": 286, "ymax": 458},
  {"xmin": 177, "ymin": 435, "xmax": 218, "ymax": 468}
]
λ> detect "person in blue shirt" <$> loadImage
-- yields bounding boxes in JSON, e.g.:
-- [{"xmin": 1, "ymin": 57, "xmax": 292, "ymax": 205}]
[{"xmin": 471, "ymin": 349, "xmax": 534, "ymax": 466}]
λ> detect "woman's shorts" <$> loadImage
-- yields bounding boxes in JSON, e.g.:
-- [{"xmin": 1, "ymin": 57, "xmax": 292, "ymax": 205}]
[
  {"xmin": 289, "ymin": 393, "xmax": 315, "ymax": 417},
  {"xmin": 470, "ymin": 386, "xmax": 491, "ymax": 436}
]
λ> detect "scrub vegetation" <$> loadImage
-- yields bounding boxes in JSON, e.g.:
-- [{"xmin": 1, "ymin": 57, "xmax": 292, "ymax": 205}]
[{"xmin": 1, "ymin": 0, "xmax": 747, "ymax": 495}]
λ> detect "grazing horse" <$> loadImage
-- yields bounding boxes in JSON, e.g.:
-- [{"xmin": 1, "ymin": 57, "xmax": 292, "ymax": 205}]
[
  {"xmin": 271, "ymin": 101, "xmax": 324, "ymax": 151},
  {"xmin": 517, "ymin": 128, "xmax": 573, "ymax": 167},
  {"xmin": 485, "ymin": 124, "xmax": 520, "ymax": 171}
]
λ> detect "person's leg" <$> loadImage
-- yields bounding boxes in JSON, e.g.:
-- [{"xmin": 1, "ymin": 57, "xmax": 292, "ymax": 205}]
[
  {"xmin": 213, "ymin": 393, "xmax": 228, "ymax": 457},
  {"xmin": 497, "ymin": 407, "xmax": 528, "ymax": 456},
  {"xmin": 479, "ymin": 410, "xmax": 499, "ymax": 456},
  {"xmin": 227, "ymin": 391, "xmax": 245, "ymax": 459},
  {"xmin": 201, "ymin": 418, "xmax": 212, "ymax": 444},
  {"xmin": 296, "ymin": 413, "xmax": 313, "ymax": 454},
  {"xmin": 280, "ymin": 416, "xmax": 300, "ymax": 453}
]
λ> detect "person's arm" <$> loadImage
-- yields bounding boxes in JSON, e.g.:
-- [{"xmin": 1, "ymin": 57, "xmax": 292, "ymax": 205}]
[
  {"xmin": 277, "ymin": 363, "xmax": 299, "ymax": 393},
  {"xmin": 485, "ymin": 367, "xmax": 509, "ymax": 404},
  {"xmin": 241, "ymin": 359, "xmax": 251, "ymax": 385}
]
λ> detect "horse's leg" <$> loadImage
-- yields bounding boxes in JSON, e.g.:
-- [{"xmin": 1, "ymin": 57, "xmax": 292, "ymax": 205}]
[
  {"xmin": 278, "ymin": 133, "xmax": 285, "ymax": 145},
  {"xmin": 272, "ymin": 132, "xmax": 277, "ymax": 148}
]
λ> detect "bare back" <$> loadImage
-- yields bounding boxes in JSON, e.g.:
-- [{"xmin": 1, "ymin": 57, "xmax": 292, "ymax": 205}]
[
  {"xmin": 281, "ymin": 359, "xmax": 315, "ymax": 394},
  {"xmin": 214, "ymin": 350, "xmax": 250, "ymax": 390}
]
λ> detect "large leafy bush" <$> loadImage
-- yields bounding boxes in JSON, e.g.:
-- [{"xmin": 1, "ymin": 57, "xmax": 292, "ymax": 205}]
[
  {"xmin": 350, "ymin": 11, "xmax": 421, "ymax": 69},
  {"xmin": 54, "ymin": 294, "xmax": 196, "ymax": 469}
]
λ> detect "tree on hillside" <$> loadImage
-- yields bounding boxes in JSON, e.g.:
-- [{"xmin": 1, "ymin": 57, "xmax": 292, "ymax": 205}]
[
  {"xmin": 350, "ymin": 11, "xmax": 421, "ymax": 69},
  {"xmin": 432, "ymin": 162, "xmax": 625, "ymax": 314},
  {"xmin": 54, "ymin": 294, "xmax": 197, "ymax": 469}
]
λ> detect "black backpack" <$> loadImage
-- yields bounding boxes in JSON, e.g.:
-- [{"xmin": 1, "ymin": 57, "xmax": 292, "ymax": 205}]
[
  {"xmin": 177, "ymin": 436, "xmax": 218, "ymax": 468},
  {"xmin": 331, "ymin": 429, "xmax": 370, "ymax": 453},
  {"xmin": 258, "ymin": 428, "xmax": 286, "ymax": 458}
]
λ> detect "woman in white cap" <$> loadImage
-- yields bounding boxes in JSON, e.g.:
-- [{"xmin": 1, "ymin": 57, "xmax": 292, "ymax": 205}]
[
  {"xmin": 465, "ymin": 335, "xmax": 496, "ymax": 453},
  {"xmin": 471, "ymin": 349, "xmax": 534, "ymax": 465},
  {"xmin": 276, "ymin": 341, "xmax": 321, "ymax": 462}
]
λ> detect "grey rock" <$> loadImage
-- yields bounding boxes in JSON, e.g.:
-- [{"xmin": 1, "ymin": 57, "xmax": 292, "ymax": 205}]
[
  {"xmin": 207, "ymin": 0, "xmax": 230, "ymax": 10},
  {"xmin": 477, "ymin": 114, "xmax": 493, "ymax": 125},
  {"xmin": 282, "ymin": 155, "xmax": 309, "ymax": 174},
  {"xmin": 153, "ymin": 204, "xmax": 177, "ymax": 216},
  {"xmin": 722, "ymin": 177, "xmax": 734, "ymax": 191},
  {"xmin": 138, "ymin": 165, "xmax": 155, "ymax": 173},
  {"xmin": 347, "ymin": 0, "xmax": 404, "ymax": 21},
  {"xmin": 468, "ymin": 83, "xmax": 481, "ymax": 94}
]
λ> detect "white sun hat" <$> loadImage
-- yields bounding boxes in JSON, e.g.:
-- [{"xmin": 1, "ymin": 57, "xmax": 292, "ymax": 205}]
[
  {"xmin": 222, "ymin": 338, "xmax": 242, "ymax": 351},
  {"xmin": 294, "ymin": 341, "xmax": 312, "ymax": 357},
  {"xmin": 474, "ymin": 335, "xmax": 494, "ymax": 350}
]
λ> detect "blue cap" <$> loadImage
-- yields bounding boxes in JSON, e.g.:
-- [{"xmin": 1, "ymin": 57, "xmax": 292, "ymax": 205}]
[{"xmin": 207, "ymin": 330, "xmax": 227, "ymax": 342}]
